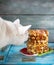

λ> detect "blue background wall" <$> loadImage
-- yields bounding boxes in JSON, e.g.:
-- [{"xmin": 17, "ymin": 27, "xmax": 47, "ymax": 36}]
[{"xmin": 0, "ymin": 0, "xmax": 54, "ymax": 42}]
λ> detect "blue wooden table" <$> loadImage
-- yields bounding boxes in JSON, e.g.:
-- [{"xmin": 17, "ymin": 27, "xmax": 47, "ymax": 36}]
[{"xmin": 0, "ymin": 43, "xmax": 54, "ymax": 65}]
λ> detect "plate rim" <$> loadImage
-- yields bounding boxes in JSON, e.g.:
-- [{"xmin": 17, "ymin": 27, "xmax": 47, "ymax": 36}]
[{"xmin": 20, "ymin": 48, "xmax": 38, "ymax": 56}]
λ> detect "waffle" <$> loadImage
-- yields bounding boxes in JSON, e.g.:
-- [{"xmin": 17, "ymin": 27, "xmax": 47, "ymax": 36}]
[{"xmin": 27, "ymin": 30, "xmax": 49, "ymax": 54}]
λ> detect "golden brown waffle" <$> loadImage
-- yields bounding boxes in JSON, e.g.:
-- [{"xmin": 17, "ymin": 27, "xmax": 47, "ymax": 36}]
[{"xmin": 27, "ymin": 30, "xmax": 49, "ymax": 54}]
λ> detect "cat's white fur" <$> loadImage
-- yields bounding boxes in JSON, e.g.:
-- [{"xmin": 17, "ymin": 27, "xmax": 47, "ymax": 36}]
[{"xmin": 0, "ymin": 17, "xmax": 31, "ymax": 49}]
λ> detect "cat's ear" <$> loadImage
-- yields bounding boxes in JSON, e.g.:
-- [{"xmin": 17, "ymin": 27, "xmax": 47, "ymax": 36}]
[
  {"xmin": 18, "ymin": 25, "xmax": 32, "ymax": 34},
  {"xmin": 24, "ymin": 25, "xmax": 32, "ymax": 32},
  {"xmin": 13, "ymin": 19, "xmax": 20, "ymax": 26},
  {"xmin": 0, "ymin": 17, "xmax": 3, "ymax": 20}
]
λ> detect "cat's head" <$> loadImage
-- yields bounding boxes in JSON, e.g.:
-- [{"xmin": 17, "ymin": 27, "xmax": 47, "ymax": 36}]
[{"xmin": 13, "ymin": 19, "xmax": 32, "ymax": 45}]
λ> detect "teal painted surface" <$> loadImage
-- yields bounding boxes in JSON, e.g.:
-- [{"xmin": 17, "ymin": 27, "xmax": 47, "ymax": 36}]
[
  {"xmin": 0, "ymin": 43, "xmax": 54, "ymax": 64},
  {"xmin": 0, "ymin": 45, "xmax": 11, "ymax": 64}
]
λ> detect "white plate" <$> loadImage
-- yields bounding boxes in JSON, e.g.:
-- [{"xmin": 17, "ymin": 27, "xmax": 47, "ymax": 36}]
[{"xmin": 20, "ymin": 48, "xmax": 38, "ymax": 56}]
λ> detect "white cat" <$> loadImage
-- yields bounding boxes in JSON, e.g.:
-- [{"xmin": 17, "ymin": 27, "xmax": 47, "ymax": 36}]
[{"xmin": 0, "ymin": 17, "xmax": 31, "ymax": 49}]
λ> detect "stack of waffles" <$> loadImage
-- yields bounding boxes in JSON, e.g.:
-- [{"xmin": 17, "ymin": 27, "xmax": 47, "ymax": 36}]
[{"xmin": 27, "ymin": 30, "xmax": 49, "ymax": 54}]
